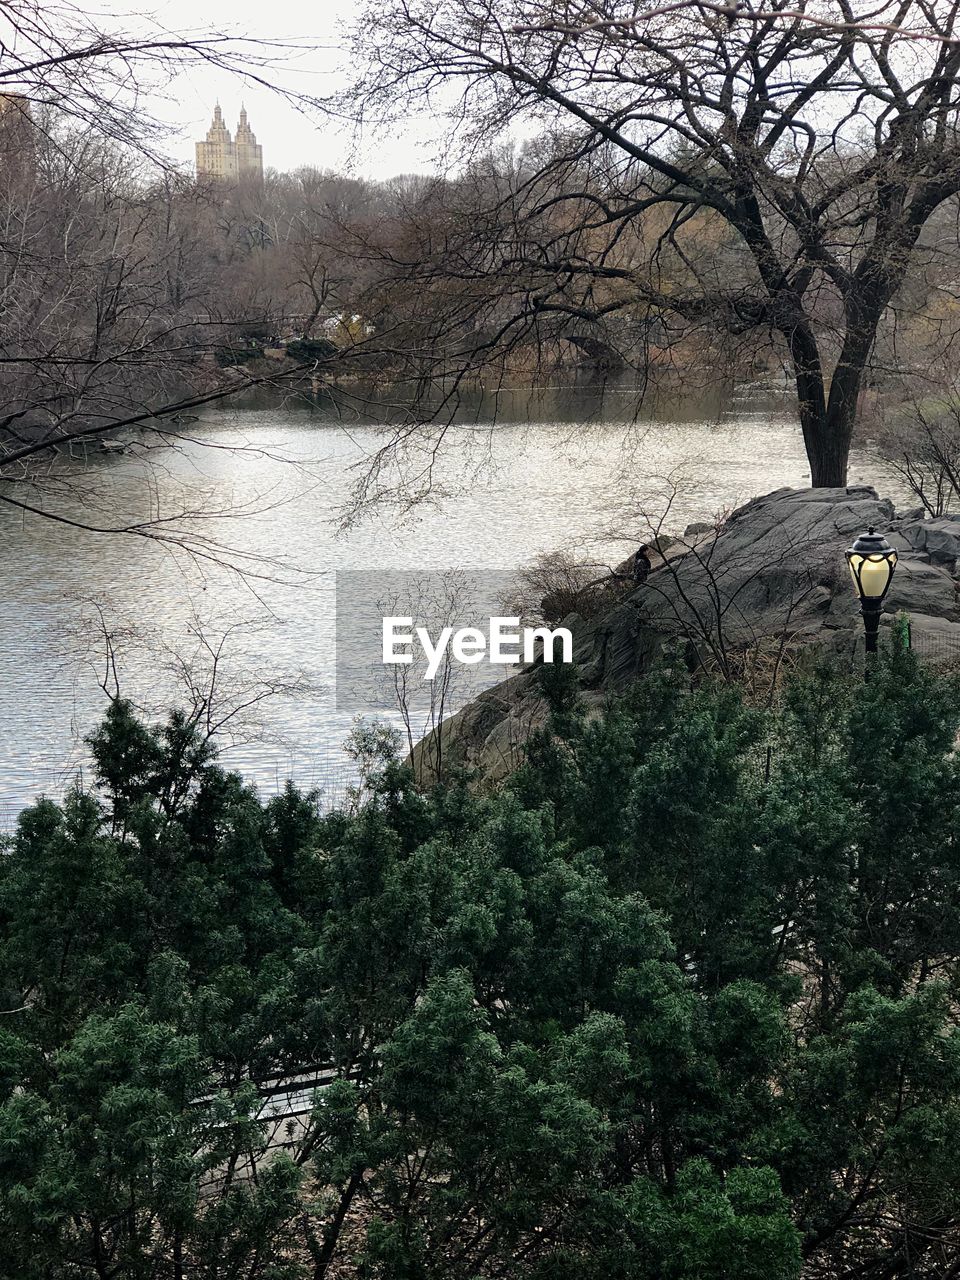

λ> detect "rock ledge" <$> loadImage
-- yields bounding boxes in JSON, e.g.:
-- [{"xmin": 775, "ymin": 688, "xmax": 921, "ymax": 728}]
[{"xmin": 414, "ymin": 487, "xmax": 960, "ymax": 784}]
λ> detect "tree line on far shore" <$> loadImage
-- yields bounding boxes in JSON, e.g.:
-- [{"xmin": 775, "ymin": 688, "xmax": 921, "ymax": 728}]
[{"xmin": 12, "ymin": 0, "xmax": 960, "ymax": 536}]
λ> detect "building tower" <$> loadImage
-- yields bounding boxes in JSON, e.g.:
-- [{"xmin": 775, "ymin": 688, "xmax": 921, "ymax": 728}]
[
  {"xmin": 195, "ymin": 103, "xmax": 238, "ymax": 182},
  {"xmin": 234, "ymin": 105, "xmax": 263, "ymax": 182},
  {"xmin": 195, "ymin": 104, "xmax": 264, "ymax": 184},
  {"xmin": 0, "ymin": 95, "xmax": 36, "ymax": 182}
]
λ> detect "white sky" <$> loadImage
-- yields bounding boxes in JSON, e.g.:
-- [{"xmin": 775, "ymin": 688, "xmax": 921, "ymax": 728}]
[{"xmin": 142, "ymin": 0, "xmax": 445, "ymax": 179}]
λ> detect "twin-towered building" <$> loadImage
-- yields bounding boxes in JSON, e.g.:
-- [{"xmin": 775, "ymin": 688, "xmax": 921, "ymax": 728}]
[{"xmin": 195, "ymin": 104, "xmax": 263, "ymax": 183}]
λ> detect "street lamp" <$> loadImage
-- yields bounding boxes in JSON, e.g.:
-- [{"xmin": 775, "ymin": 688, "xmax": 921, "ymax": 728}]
[{"xmin": 846, "ymin": 527, "xmax": 897, "ymax": 655}]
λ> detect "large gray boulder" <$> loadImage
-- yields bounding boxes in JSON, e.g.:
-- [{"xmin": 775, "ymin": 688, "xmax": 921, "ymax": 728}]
[
  {"xmin": 413, "ymin": 487, "xmax": 960, "ymax": 785},
  {"xmin": 900, "ymin": 515, "xmax": 960, "ymax": 570}
]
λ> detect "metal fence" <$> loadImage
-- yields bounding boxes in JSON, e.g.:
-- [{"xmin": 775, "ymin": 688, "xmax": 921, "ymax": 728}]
[{"xmin": 903, "ymin": 624, "xmax": 960, "ymax": 667}]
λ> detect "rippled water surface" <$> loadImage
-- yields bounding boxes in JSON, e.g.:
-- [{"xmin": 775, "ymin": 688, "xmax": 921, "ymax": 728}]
[{"xmin": 0, "ymin": 383, "xmax": 895, "ymax": 814}]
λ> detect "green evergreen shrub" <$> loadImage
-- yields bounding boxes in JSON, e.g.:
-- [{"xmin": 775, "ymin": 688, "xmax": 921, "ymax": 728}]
[{"xmin": 1, "ymin": 633, "xmax": 958, "ymax": 1277}]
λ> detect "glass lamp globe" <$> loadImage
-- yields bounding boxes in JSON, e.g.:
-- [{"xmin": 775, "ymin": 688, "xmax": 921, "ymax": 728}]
[{"xmin": 846, "ymin": 527, "xmax": 897, "ymax": 604}]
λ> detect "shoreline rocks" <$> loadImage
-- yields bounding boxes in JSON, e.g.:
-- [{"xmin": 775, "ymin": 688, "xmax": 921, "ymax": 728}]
[{"xmin": 413, "ymin": 486, "xmax": 960, "ymax": 786}]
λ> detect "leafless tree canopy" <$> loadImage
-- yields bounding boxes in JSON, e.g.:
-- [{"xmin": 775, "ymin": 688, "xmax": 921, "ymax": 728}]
[
  {"xmin": 874, "ymin": 384, "xmax": 960, "ymax": 515},
  {"xmin": 0, "ymin": 1, "xmax": 346, "ymax": 556},
  {"xmin": 0, "ymin": 0, "xmax": 306, "ymax": 157},
  {"xmin": 11, "ymin": 0, "xmax": 960, "ymax": 542},
  {"xmin": 341, "ymin": 0, "xmax": 960, "ymax": 486}
]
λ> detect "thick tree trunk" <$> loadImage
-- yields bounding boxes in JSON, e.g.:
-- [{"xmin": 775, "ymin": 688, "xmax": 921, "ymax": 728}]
[
  {"xmin": 788, "ymin": 319, "xmax": 866, "ymax": 488},
  {"xmin": 312, "ymin": 1170, "xmax": 363, "ymax": 1278},
  {"xmin": 788, "ymin": 325, "xmax": 853, "ymax": 487},
  {"xmin": 805, "ymin": 408, "xmax": 853, "ymax": 488},
  {"xmin": 805, "ymin": 263, "xmax": 907, "ymax": 486},
  {"xmin": 797, "ymin": 386, "xmax": 860, "ymax": 489}
]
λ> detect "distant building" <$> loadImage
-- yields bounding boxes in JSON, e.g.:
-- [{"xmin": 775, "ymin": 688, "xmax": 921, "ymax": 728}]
[
  {"xmin": 195, "ymin": 104, "xmax": 263, "ymax": 183},
  {"xmin": 233, "ymin": 107, "xmax": 263, "ymax": 180},
  {"xmin": 0, "ymin": 94, "xmax": 36, "ymax": 180}
]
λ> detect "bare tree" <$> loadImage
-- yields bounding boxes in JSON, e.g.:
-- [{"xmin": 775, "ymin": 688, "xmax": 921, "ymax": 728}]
[
  {"xmin": 73, "ymin": 602, "xmax": 319, "ymax": 748},
  {"xmin": 341, "ymin": 0, "xmax": 960, "ymax": 487},
  {"xmin": 511, "ymin": 548, "xmax": 632, "ymax": 624},
  {"xmin": 623, "ymin": 483, "xmax": 822, "ymax": 700},
  {"xmin": 876, "ymin": 387, "xmax": 960, "ymax": 515},
  {"xmin": 0, "ymin": 0, "xmax": 307, "ymax": 159},
  {"xmin": 379, "ymin": 574, "xmax": 472, "ymax": 785},
  {"xmin": 0, "ymin": 2, "xmax": 352, "ymax": 553}
]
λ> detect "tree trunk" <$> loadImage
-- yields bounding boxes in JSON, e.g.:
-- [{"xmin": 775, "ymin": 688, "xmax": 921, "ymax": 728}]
[
  {"xmin": 312, "ymin": 1170, "xmax": 363, "ymax": 1278},
  {"xmin": 806, "ymin": 265, "xmax": 905, "ymax": 487},
  {"xmin": 789, "ymin": 320, "xmax": 869, "ymax": 488},
  {"xmin": 789, "ymin": 326, "xmax": 852, "ymax": 487},
  {"xmin": 805, "ymin": 408, "xmax": 853, "ymax": 488}
]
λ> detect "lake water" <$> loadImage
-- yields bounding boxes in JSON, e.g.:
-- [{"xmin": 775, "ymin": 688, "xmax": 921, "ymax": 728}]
[{"xmin": 0, "ymin": 382, "xmax": 896, "ymax": 816}]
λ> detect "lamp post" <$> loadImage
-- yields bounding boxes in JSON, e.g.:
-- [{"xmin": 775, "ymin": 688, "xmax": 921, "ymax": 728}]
[{"xmin": 845, "ymin": 527, "xmax": 898, "ymax": 659}]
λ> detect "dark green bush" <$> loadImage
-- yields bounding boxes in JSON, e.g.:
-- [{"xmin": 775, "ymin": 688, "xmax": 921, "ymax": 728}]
[
  {"xmin": 1, "ymin": 636, "xmax": 958, "ymax": 1278},
  {"xmin": 286, "ymin": 337, "xmax": 338, "ymax": 362}
]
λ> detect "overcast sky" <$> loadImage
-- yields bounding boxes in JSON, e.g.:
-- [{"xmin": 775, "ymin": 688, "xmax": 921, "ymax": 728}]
[{"xmin": 143, "ymin": 0, "xmax": 445, "ymax": 179}]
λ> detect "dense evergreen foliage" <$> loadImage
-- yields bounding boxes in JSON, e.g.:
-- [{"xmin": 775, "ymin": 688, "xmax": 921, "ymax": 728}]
[{"xmin": 1, "ymin": 638, "xmax": 959, "ymax": 1278}]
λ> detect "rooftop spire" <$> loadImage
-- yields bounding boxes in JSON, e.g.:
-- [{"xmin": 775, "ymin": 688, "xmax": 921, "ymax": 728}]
[
  {"xmin": 205, "ymin": 103, "xmax": 231, "ymax": 144},
  {"xmin": 235, "ymin": 106, "xmax": 257, "ymax": 146}
]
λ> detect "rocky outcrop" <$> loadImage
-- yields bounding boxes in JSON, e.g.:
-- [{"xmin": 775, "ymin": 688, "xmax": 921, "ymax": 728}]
[
  {"xmin": 898, "ymin": 515, "xmax": 960, "ymax": 570},
  {"xmin": 414, "ymin": 487, "xmax": 960, "ymax": 786}
]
